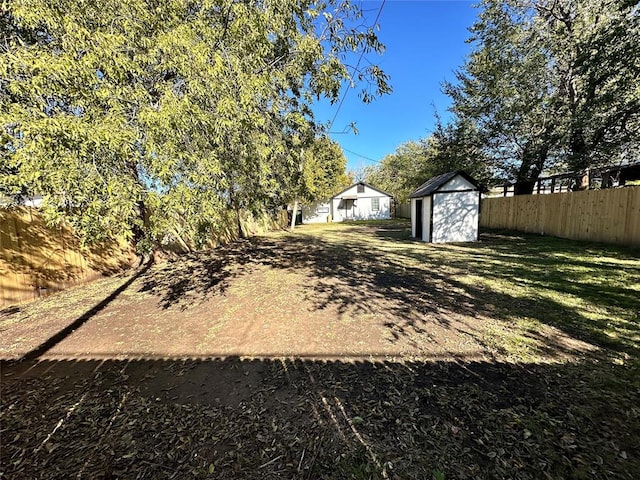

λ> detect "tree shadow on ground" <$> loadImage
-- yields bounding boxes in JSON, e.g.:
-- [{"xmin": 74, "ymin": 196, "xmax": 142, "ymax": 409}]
[
  {"xmin": 2, "ymin": 355, "xmax": 638, "ymax": 479},
  {"xmin": 2, "ymin": 261, "xmax": 153, "ymax": 362},
  {"xmin": 138, "ymin": 223, "xmax": 640, "ymax": 358}
]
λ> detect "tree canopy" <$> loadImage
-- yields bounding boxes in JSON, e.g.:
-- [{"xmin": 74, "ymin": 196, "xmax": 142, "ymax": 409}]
[
  {"xmin": 0, "ymin": 0, "xmax": 390, "ymax": 247},
  {"xmin": 446, "ymin": 0, "xmax": 640, "ymax": 191},
  {"xmin": 367, "ymin": 0, "xmax": 639, "ymax": 198},
  {"xmin": 364, "ymin": 117, "xmax": 491, "ymax": 202}
]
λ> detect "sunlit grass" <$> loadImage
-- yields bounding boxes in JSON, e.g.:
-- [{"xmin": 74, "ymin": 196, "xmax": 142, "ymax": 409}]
[{"xmin": 289, "ymin": 221, "xmax": 640, "ymax": 361}]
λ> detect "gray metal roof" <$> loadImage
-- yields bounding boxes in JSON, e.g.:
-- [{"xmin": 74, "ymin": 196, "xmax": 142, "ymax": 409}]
[{"xmin": 409, "ymin": 171, "xmax": 479, "ymax": 198}]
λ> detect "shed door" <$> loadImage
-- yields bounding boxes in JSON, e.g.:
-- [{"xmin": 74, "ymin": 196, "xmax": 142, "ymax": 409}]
[{"xmin": 415, "ymin": 199, "xmax": 423, "ymax": 239}]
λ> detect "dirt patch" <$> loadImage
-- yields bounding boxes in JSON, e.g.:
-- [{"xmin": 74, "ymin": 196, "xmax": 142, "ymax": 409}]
[
  {"xmin": 0, "ymin": 224, "xmax": 610, "ymax": 363},
  {"xmin": 1, "ymin": 222, "xmax": 638, "ymax": 479},
  {"xmin": 2, "ymin": 356, "xmax": 639, "ymax": 479}
]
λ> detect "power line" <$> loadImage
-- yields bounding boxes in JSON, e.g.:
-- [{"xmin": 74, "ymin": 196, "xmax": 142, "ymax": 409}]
[
  {"xmin": 343, "ymin": 147, "xmax": 381, "ymax": 163},
  {"xmin": 327, "ymin": 0, "xmax": 386, "ymax": 132}
]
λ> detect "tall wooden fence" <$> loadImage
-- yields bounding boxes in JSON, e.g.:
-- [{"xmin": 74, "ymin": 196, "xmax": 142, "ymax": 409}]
[
  {"xmin": 0, "ymin": 208, "xmax": 135, "ymax": 308},
  {"xmin": 0, "ymin": 208, "xmax": 290, "ymax": 308},
  {"xmin": 480, "ymin": 187, "xmax": 640, "ymax": 246},
  {"xmin": 395, "ymin": 202, "xmax": 411, "ymax": 219}
]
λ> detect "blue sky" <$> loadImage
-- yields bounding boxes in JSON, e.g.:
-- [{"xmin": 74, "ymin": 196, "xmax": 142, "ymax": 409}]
[{"xmin": 312, "ymin": 0, "xmax": 478, "ymax": 171}]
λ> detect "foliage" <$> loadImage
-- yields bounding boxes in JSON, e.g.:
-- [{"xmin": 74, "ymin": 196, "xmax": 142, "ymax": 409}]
[
  {"xmin": 364, "ymin": 118, "xmax": 491, "ymax": 202},
  {"xmin": 363, "ymin": 141, "xmax": 426, "ymax": 203},
  {"xmin": 445, "ymin": 0, "xmax": 640, "ymax": 190},
  {"xmin": 299, "ymin": 135, "xmax": 350, "ymax": 203},
  {"xmin": 0, "ymin": 0, "xmax": 390, "ymax": 247}
]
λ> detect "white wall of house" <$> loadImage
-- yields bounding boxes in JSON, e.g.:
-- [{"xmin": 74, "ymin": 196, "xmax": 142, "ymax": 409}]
[
  {"xmin": 432, "ymin": 191, "xmax": 479, "ymax": 243},
  {"xmin": 331, "ymin": 197, "xmax": 348, "ymax": 222},
  {"xmin": 301, "ymin": 201, "xmax": 331, "ymax": 224},
  {"xmin": 331, "ymin": 184, "xmax": 391, "ymax": 222}
]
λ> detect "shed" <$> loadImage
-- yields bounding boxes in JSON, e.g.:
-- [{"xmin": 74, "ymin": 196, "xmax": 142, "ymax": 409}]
[{"xmin": 409, "ymin": 171, "xmax": 481, "ymax": 243}]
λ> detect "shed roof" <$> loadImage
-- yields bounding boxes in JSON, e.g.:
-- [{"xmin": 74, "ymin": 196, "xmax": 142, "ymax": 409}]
[{"xmin": 409, "ymin": 171, "xmax": 480, "ymax": 198}]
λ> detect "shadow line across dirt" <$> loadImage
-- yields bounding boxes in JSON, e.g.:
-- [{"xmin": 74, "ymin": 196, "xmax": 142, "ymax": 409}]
[
  {"xmin": 14, "ymin": 260, "xmax": 153, "ymax": 362},
  {"xmin": 2, "ymin": 356, "xmax": 639, "ymax": 479}
]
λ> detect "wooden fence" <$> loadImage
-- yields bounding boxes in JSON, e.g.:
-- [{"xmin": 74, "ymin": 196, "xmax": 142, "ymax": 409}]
[
  {"xmin": 0, "ymin": 208, "xmax": 290, "ymax": 308},
  {"xmin": 480, "ymin": 187, "xmax": 640, "ymax": 246},
  {"xmin": 0, "ymin": 208, "xmax": 135, "ymax": 308},
  {"xmin": 395, "ymin": 202, "xmax": 411, "ymax": 219}
]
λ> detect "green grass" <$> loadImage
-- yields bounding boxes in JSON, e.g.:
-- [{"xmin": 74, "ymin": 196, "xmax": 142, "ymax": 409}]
[{"xmin": 289, "ymin": 221, "xmax": 640, "ymax": 361}]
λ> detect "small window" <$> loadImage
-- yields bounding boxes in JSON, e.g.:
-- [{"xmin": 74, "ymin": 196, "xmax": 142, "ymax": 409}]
[
  {"xmin": 357, "ymin": 184, "xmax": 365, "ymax": 193},
  {"xmin": 371, "ymin": 197, "xmax": 380, "ymax": 211},
  {"xmin": 316, "ymin": 205, "xmax": 329, "ymax": 213}
]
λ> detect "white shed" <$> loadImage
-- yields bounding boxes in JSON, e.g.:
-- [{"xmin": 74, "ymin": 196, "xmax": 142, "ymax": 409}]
[{"xmin": 409, "ymin": 171, "xmax": 481, "ymax": 243}]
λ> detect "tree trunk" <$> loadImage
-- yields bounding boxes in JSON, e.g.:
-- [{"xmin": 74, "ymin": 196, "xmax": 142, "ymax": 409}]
[
  {"xmin": 514, "ymin": 141, "xmax": 548, "ymax": 195},
  {"xmin": 568, "ymin": 127, "xmax": 589, "ymax": 173},
  {"xmin": 290, "ymin": 200, "xmax": 299, "ymax": 231},
  {"xmin": 514, "ymin": 181, "xmax": 535, "ymax": 195}
]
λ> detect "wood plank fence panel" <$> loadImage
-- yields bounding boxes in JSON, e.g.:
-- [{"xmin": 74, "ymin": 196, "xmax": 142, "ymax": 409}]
[
  {"xmin": 0, "ymin": 208, "xmax": 135, "ymax": 308},
  {"xmin": 395, "ymin": 202, "xmax": 411, "ymax": 219},
  {"xmin": 625, "ymin": 187, "xmax": 640, "ymax": 245},
  {"xmin": 0, "ymin": 207, "xmax": 289, "ymax": 308},
  {"xmin": 480, "ymin": 187, "xmax": 640, "ymax": 247}
]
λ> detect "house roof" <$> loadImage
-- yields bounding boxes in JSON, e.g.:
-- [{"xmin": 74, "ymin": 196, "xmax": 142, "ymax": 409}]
[
  {"xmin": 332, "ymin": 181, "xmax": 393, "ymax": 199},
  {"xmin": 409, "ymin": 171, "xmax": 480, "ymax": 198}
]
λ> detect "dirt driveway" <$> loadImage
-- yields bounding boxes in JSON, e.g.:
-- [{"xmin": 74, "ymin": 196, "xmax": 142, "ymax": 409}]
[{"xmin": 1, "ymin": 221, "xmax": 639, "ymax": 479}]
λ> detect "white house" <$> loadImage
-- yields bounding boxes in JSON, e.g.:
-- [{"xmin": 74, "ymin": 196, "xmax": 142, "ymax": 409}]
[
  {"xmin": 409, "ymin": 171, "xmax": 481, "ymax": 243},
  {"xmin": 301, "ymin": 200, "xmax": 332, "ymax": 224},
  {"xmin": 301, "ymin": 182, "xmax": 393, "ymax": 223}
]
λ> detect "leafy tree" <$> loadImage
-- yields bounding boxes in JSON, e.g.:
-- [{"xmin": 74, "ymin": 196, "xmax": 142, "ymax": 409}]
[
  {"xmin": 363, "ymin": 141, "xmax": 427, "ymax": 203},
  {"xmin": 0, "ymin": 0, "xmax": 390, "ymax": 247},
  {"xmin": 286, "ymin": 134, "xmax": 350, "ymax": 230},
  {"xmin": 300, "ymin": 136, "xmax": 350, "ymax": 202},
  {"xmin": 445, "ymin": 0, "xmax": 640, "ymax": 193},
  {"xmin": 364, "ymin": 118, "xmax": 490, "ymax": 203},
  {"xmin": 534, "ymin": 0, "xmax": 640, "ymax": 171},
  {"xmin": 445, "ymin": 0, "xmax": 558, "ymax": 193}
]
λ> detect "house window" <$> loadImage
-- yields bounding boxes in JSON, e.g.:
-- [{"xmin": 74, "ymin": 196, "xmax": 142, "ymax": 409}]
[
  {"xmin": 371, "ymin": 197, "xmax": 380, "ymax": 211},
  {"xmin": 357, "ymin": 184, "xmax": 365, "ymax": 193}
]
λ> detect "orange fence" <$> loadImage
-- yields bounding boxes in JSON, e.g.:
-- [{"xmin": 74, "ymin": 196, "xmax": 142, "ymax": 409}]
[
  {"xmin": 0, "ymin": 208, "xmax": 134, "ymax": 308},
  {"xmin": 0, "ymin": 208, "xmax": 290, "ymax": 308},
  {"xmin": 480, "ymin": 187, "xmax": 640, "ymax": 247}
]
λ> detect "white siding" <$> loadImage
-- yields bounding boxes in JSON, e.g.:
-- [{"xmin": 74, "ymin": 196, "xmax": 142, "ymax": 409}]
[
  {"xmin": 442, "ymin": 175, "xmax": 476, "ymax": 191},
  {"xmin": 331, "ymin": 183, "xmax": 391, "ymax": 222},
  {"xmin": 331, "ymin": 197, "xmax": 346, "ymax": 222},
  {"xmin": 432, "ymin": 191, "xmax": 479, "ymax": 243},
  {"xmin": 302, "ymin": 201, "xmax": 331, "ymax": 224}
]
